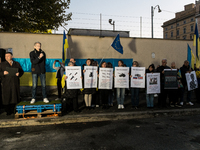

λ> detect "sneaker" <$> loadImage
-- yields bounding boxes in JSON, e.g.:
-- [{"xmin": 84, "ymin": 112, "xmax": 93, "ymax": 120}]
[
  {"xmin": 96, "ymin": 105, "xmax": 99, "ymax": 107},
  {"xmin": 55, "ymin": 98, "xmax": 61, "ymax": 101},
  {"xmin": 30, "ymin": 99, "xmax": 35, "ymax": 104},
  {"xmin": 186, "ymin": 102, "xmax": 194, "ymax": 106},
  {"xmin": 118, "ymin": 105, "xmax": 121, "ymax": 109},
  {"xmin": 154, "ymin": 94, "xmax": 158, "ymax": 97},
  {"xmin": 43, "ymin": 98, "xmax": 49, "ymax": 103},
  {"xmin": 180, "ymin": 102, "xmax": 184, "ymax": 106},
  {"xmin": 121, "ymin": 105, "xmax": 124, "ymax": 109}
]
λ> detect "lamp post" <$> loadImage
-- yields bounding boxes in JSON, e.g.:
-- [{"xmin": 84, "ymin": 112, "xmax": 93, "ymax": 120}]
[
  {"xmin": 109, "ymin": 19, "xmax": 115, "ymax": 31},
  {"xmin": 151, "ymin": 5, "xmax": 161, "ymax": 38}
]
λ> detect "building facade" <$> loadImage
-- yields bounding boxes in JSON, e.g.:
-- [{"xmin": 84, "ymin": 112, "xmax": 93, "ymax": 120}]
[{"xmin": 162, "ymin": 2, "xmax": 200, "ymax": 40}]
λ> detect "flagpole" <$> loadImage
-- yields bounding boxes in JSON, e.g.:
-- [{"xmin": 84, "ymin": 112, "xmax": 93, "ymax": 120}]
[{"xmin": 99, "ymin": 46, "xmax": 111, "ymax": 66}]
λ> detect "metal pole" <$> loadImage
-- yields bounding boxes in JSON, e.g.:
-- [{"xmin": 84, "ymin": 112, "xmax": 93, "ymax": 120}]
[
  {"xmin": 140, "ymin": 16, "xmax": 142, "ymax": 37},
  {"xmin": 151, "ymin": 6, "xmax": 154, "ymax": 38},
  {"xmin": 100, "ymin": 13, "xmax": 102, "ymax": 37},
  {"xmin": 113, "ymin": 21, "xmax": 115, "ymax": 31}
]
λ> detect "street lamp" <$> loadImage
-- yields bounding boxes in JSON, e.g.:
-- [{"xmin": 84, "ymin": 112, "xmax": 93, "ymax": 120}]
[
  {"xmin": 151, "ymin": 5, "xmax": 161, "ymax": 38},
  {"xmin": 109, "ymin": 19, "xmax": 115, "ymax": 31}
]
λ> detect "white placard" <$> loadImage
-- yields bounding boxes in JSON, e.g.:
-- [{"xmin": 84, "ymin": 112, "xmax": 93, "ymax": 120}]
[
  {"xmin": 84, "ymin": 66, "xmax": 98, "ymax": 88},
  {"xmin": 65, "ymin": 66, "xmax": 82, "ymax": 89},
  {"xmin": 146, "ymin": 73, "xmax": 160, "ymax": 94},
  {"xmin": 186, "ymin": 71, "xmax": 198, "ymax": 91},
  {"xmin": 99, "ymin": 68, "xmax": 113, "ymax": 89},
  {"xmin": 130, "ymin": 67, "xmax": 145, "ymax": 88},
  {"xmin": 114, "ymin": 67, "xmax": 129, "ymax": 88}
]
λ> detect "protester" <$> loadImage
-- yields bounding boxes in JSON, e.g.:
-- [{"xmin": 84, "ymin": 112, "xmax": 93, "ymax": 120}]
[
  {"xmin": 116, "ymin": 60, "xmax": 125, "ymax": 109},
  {"xmin": 29, "ymin": 42, "xmax": 49, "ymax": 104},
  {"xmin": 107, "ymin": 62, "xmax": 114, "ymax": 107},
  {"xmin": 62, "ymin": 61, "xmax": 80, "ymax": 113},
  {"xmin": 98, "ymin": 61, "xmax": 109, "ymax": 109},
  {"xmin": 145, "ymin": 64, "xmax": 155, "ymax": 108},
  {"xmin": 157, "ymin": 59, "xmax": 171, "ymax": 107},
  {"xmin": 83, "ymin": 59, "xmax": 95, "ymax": 109},
  {"xmin": 0, "ymin": 52, "xmax": 24, "ymax": 115},
  {"xmin": 195, "ymin": 68, "xmax": 200, "ymax": 103},
  {"xmin": 53, "ymin": 60, "xmax": 65, "ymax": 100},
  {"xmin": 168, "ymin": 62, "xmax": 181, "ymax": 107},
  {"xmin": 130, "ymin": 61, "xmax": 140, "ymax": 109},
  {"xmin": 180, "ymin": 60, "xmax": 194, "ymax": 106},
  {"xmin": 91, "ymin": 61, "xmax": 99, "ymax": 107},
  {"xmin": 70, "ymin": 58, "xmax": 77, "ymax": 66}
]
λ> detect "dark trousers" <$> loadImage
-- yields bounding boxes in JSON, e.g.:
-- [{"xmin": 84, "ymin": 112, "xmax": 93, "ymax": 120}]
[
  {"xmin": 158, "ymin": 84, "xmax": 169, "ymax": 107},
  {"xmin": 99, "ymin": 90, "xmax": 108, "ymax": 105},
  {"xmin": 57, "ymin": 78, "xmax": 62, "ymax": 98},
  {"xmin": 195, "ymin": 84, "xmax": 200, "ymax": 103},
  {"xmin": 62, "ymin": 97, "xmax": 78, "ymax": 112},
  {"xmin": 168, "ymin": 89, "xmax": 178, "ymax": 104}
]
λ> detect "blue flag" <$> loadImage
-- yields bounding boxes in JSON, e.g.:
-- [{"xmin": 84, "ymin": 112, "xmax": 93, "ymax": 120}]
[
  {"xmin": 111, "ymin": 34, "xmax": 123, "ymax": 54},
  {"xmin": 187, "ymin": 44, "xmax": 192, "ymax": 65}
]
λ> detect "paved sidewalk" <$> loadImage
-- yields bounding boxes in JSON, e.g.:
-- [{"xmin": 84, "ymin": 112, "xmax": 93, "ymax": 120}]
[{"xmin": 0, "ymin": 91, "xmax": 199, "ymax": 128}]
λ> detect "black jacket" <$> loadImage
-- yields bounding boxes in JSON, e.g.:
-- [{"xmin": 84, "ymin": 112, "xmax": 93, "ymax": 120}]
[
  {"xmin": 157, "ymin": 65, "xmax": 170, "ymax": 84},
  {"xmin": 180, "ymin": 65, "xmax": 192, "ymax": 86},
  {"xmin": 30, "ymin": 49, "xmax": 46, "ymax": 74}
]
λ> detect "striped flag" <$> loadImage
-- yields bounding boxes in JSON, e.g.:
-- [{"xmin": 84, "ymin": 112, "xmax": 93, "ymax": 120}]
[{"xmin": 62, "ymin": 30, "xmax": 69, "ymax": 63}]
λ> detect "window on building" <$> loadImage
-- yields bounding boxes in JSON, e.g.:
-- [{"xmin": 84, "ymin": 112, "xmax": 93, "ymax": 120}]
[
  {"xmin": 171, "ymin": 31, "xmax": 173, "ymax": 37},
  {"xmin": 165, "ymin": 33, "xmax": 168, "ymax": 39},
  {"xmin": 191, "ymin": 18, "xmax": 194, "ymax": 22},
  {"xmin": 177, "ymin": 29, "xmax": 179, "ymax": 36},
  {"xmin": 165, "ymin": 27, "xmax": 168, "ymax": 31},
  {"xmin": 171, "ymin": 25, "xmax": 173, "ymax": 29},
  {"xmin": 191, "ymin": 25, "xmax": 194, "ymax": 32},
  {"xmin": 183, "ymin": 20, "xmax": 186, "ymax": 24},
  {"xmin": 177, "ymin": 23, "xmax": 179, "ymax": 26},
  {"xmin": 183, "ymin": 27, "xmax": 186, "ymax": 34}
]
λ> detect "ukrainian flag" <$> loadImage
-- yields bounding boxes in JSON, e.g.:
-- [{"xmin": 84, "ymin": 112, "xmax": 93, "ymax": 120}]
[
  {"xmin": 193, "ymin": 22, "xmax": 200, "ymax": 67},
  {"xmin": 187, "ymin": 44, "xmax": 195, "ymax": 69},
  {"xmin": 62, "ymin": 30, "xmax": 69, "ymax": 63}
]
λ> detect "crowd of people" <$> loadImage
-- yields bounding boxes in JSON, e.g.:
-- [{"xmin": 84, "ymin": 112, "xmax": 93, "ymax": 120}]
[
  {"xmin": 0, "ymin": 41, "xmax": 199, "ymax": 115},
  {"xmin": 60, "ymin": 58, "xmax": 199, "ymax": 113}
]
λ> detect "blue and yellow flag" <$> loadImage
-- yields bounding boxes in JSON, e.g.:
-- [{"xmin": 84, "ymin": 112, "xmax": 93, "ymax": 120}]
[
  {"xmin": 62, "ymin": 30, "xmax": 69, "ymax": 63},
  {"xmin": 111, "ymin": 34, "xmax": 123, "ymax": 54},
  {"xmin": 187, "ymin": 44, "xmax": 195, "ymax": 69},
  {"xmin": 193, "ymin": 23, "xmax": 200, "ymax": 68}
]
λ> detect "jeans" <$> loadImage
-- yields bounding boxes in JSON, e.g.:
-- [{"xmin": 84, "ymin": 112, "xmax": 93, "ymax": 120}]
[
  {"xmin": 146, "ymin": 91, "xmax": 154, "ymax": 107},
  {"xmin": 131, "ymin": 88, "xmax": 140, "ymax": 107},
  {"xmin": 32, "ymin": 74, "xmax": 47, "ymax": 99},
  {"xmin": 180, "ymin": 85, "xmax": 191, "ymax": 103},
  {"xmin": 116, "ymin": 88, "xmax": 125, "ymax": 105},
  {"xmin": 108, "ymin": 91, "xmax": 114, "ymax": 105}
]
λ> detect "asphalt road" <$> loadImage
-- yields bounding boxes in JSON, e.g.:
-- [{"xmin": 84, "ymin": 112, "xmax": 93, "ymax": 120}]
[{"xmin": 1, "ymin": 115, "xmax": 200, "ymax": 150}]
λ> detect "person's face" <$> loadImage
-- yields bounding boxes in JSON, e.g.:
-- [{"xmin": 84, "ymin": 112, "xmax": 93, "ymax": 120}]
[
  {"xmin": 5, "ymin": 53, "xmax": 13, "ymax": 62},
  {"xmin": 102, "ymin": 62, "xmax": 106, "ymax": 68},
  {"xmin": 70, "ymin": 58, "xmax": 75, "ymax": 63},
  {"xmin": 184, "ymin": 61, "xmax": 189, "ymax": 66},
  {"xmin": 149, "ymin": 66, "xmax": 153, "ymax": 71},
  {"xmin": 34, "ymin": 43, "xmax": 41, "ymax": 51},
  {"xmin": 132, "ymin": 62, "xmax": 137, "ymax": 67},
  {"xmin": 86, "ymin": 60, "xmax": 91, "ymax": 66},
  {"xmin": 118, "ymin": 61, "xmax": 123, "ymax": 67},
  {"xmin": 162, "ymin": 60, "xmax": 167, "ymax": 66},
  {"xmin": 171, "ymin": 63, "xmax": 175, "ymax": 68},
  {"xmin": 69, "ymin": 64, "xmax": 74, "ymax": 67}
]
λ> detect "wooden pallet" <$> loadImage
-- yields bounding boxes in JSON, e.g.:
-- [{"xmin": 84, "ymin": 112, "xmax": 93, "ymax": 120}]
[{"xmin": 15, "ymin": 110, "xmax": 61, "ymax": 119}]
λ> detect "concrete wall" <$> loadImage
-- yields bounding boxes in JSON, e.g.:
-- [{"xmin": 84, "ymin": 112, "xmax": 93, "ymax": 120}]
[{"xmin": 0, "ymin": 32, "xmax": 194, "ymax": 68}]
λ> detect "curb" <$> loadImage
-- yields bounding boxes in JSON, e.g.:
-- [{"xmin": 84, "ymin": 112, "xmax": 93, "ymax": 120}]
[{"xmin": 0, "ymin": 108, "xmax": 200, "ymax": 128}]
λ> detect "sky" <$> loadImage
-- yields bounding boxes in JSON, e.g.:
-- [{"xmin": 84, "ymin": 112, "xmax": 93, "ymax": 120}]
[{"xmin": 56, "ymin": 0, "xmax": 196, "ymax": 38}]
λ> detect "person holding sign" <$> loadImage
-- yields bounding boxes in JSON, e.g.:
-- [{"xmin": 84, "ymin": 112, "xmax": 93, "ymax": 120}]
[
  {"xmin": 130, "ymin": 61, "xmax": 140, "ymax": 109},
  {"xmin": 180, "ymin": 60, "xmax": 194, "ymax": 106},
  {"xmin": 83, "ymin": 59, "xmax": 95, "ymax": 109},
  {"xmin": 157, "ymin": 59, "xmax": 170, "ymax": 108},
  {"xmin": 145, "ymin": 64, "xmax": 155, "ymax": 108},
  {"xmin": 0, "ymin": 52, "xmax": 24, "ymax": 115}
]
